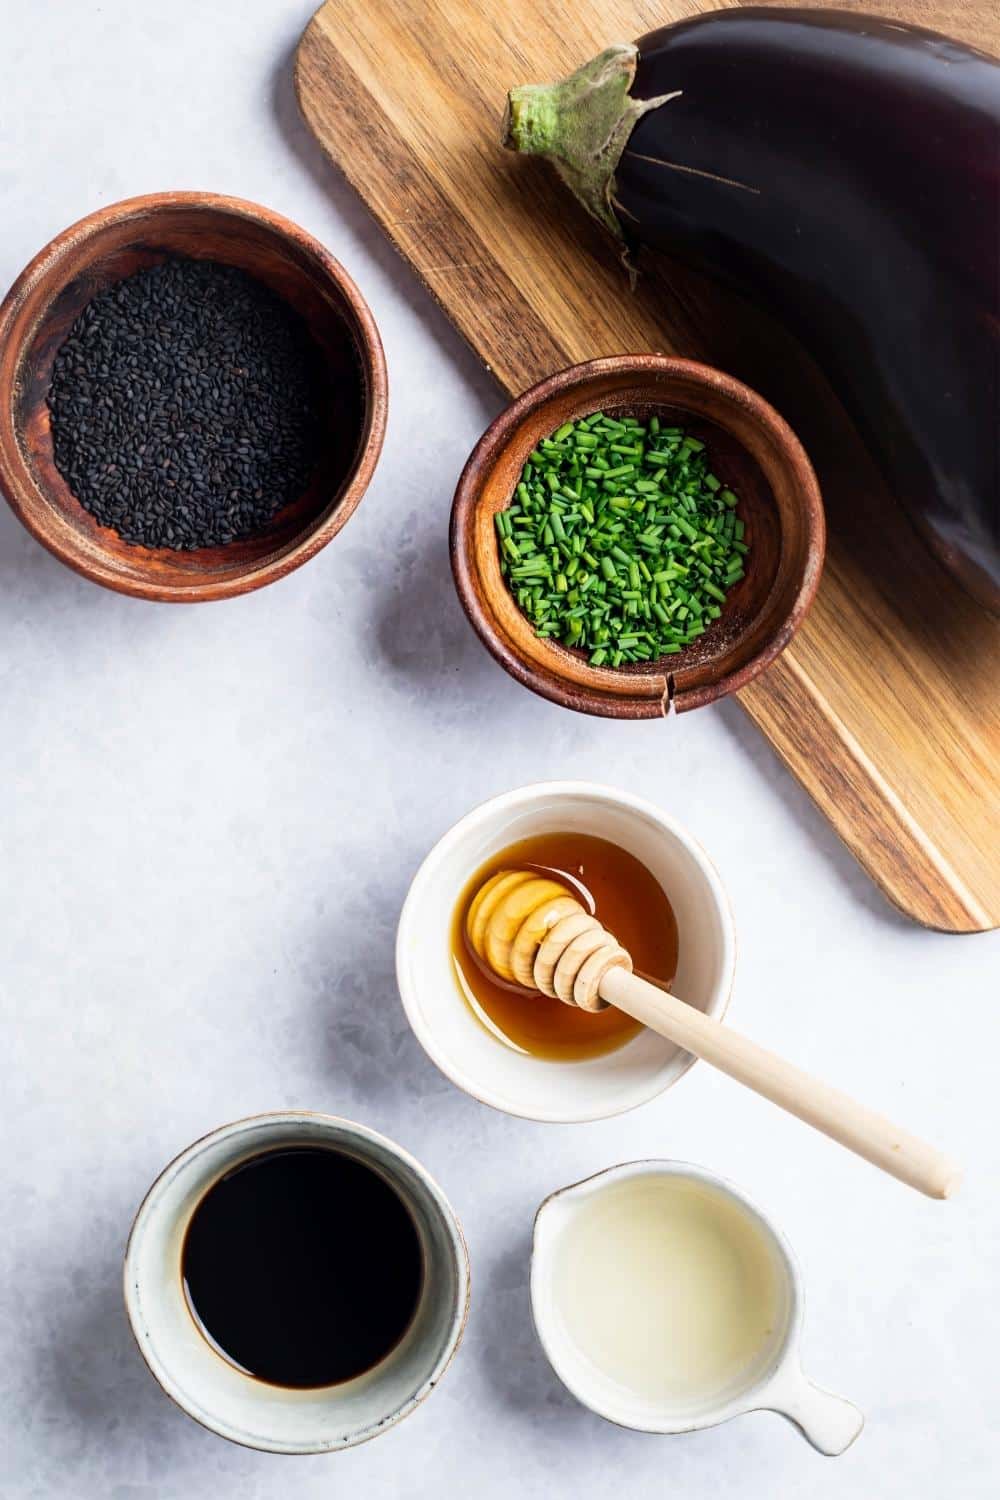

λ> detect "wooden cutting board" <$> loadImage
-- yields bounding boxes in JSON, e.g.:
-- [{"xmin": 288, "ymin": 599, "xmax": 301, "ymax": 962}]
[{"xmin": 296, "ymin": 0, "xmax": 1000, "ymax": 932}]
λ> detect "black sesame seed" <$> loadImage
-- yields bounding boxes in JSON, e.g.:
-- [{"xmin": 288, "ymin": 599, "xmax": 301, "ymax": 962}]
[{"xmin": 48, "ymin": 258, "xmax": 324, "ymax": 550}]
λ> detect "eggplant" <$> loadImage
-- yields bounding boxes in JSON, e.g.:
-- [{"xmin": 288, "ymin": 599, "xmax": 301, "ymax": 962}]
[{"xmin": 503, "ymin": 9, "xmax": 1000, "ymax": 612}]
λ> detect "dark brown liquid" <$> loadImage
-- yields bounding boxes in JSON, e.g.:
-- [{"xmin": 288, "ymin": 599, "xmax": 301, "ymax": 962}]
[
  {"xmin": 452, "ymin": 833, "xmax": 679, "ymax": 1061},
  {"xmin": 181, "ymin": 1147, "xmax": 423, "ymax": 1388}
]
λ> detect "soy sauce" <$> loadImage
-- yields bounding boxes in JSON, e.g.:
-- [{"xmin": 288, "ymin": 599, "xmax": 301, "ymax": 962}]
[{"xmin": 182, "ymin": 1148, "xmax": 423, "ymax": 1388}]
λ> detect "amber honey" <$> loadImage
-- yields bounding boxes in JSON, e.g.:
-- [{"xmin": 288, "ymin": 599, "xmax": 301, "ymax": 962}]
[{"xmin": 451, "ymin": 832, "xmax": 679, "ymax": 1061}]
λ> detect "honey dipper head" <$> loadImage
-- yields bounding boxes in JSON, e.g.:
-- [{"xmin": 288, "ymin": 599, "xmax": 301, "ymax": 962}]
[{"xmin": 465, "ymin": 868, "xmax": 632, "ymax": 1013}]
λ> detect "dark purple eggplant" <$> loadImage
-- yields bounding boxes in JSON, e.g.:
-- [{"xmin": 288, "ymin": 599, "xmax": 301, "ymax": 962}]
[{"xmin": 503, "ymin": 8, "xmax": 1000, "ymax": 612}]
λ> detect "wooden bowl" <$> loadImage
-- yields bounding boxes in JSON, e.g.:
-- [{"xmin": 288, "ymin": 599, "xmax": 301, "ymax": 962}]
[
  {"xmin": 0, "ymin": 192, "xmax": 387, "ymax": 601},
  {"xmin": 450, "ymin": 356, "xmax": 824, "ymax": 717}
]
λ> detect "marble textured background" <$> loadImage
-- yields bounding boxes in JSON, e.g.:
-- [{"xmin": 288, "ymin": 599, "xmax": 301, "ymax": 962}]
[{"xmin": 1, "ymin": 4, "xmax": 997, "ymax": 1496}]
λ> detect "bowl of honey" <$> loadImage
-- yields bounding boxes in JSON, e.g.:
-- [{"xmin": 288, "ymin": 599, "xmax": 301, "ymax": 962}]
[{"xmin": 396, "ymin": 782, "xmax": 736, "ymax": 1122}]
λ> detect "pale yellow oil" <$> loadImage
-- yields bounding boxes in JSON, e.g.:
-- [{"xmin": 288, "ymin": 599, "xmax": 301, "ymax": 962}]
[{"xmin": 551, "ymin": 1174, "xmax": 784, "ymax": 1406}]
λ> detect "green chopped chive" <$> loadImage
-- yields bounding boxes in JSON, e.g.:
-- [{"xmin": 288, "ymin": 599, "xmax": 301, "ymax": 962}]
[{"xmin": 495, "ymin": 409, "xmax": 749, "ymax": 665}]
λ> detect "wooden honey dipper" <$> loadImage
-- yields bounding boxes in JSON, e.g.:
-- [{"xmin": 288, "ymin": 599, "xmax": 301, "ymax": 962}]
[{"xmin": 468, "ymin": 871, "xmax": 961, "ymax": 1200}]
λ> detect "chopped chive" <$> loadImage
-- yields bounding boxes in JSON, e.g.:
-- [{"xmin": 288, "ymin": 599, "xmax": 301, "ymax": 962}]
[{"xmin": 495, "ymin": 410, "xmax": 750, "ymax": 665}]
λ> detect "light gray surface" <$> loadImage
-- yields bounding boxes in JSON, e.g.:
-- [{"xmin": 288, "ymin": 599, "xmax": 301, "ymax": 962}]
[{"xmin": 1, "ymin": 4, "xmax": 997, "ymax": 1496}]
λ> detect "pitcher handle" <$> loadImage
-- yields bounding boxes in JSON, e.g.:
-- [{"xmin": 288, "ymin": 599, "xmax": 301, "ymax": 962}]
[{"xmin": 764, "ymin": 1365, "xmax": 864, "ymax": 1455}]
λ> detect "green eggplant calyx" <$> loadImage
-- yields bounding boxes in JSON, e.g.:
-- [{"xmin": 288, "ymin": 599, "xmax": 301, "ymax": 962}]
[{"xmin": 502, "ymin": 45, "xmax": 680, "ymax": 241}]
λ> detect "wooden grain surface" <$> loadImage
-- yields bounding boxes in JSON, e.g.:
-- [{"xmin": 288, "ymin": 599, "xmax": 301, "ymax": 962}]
[{"xmin": 296, "ymin": 0, "xmax": 1000, "ymax": 932}]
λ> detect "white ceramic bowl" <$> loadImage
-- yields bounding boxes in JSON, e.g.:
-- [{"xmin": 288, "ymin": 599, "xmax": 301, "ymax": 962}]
[
  {"xmin": 531, "ymin": 1160, "xmax": 863, "ymax": 1454},
  {"xmin": 123, "ymin": 1112, "xmax": 469, "ymax": 1453},
  {"xmin": 396, "ymin": 782, "xmax": 736, "ymax": 1122}
]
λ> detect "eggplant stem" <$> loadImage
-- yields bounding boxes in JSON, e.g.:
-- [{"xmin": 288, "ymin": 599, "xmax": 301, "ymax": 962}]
[{"xmin": 503, "ymin": 45, "xmax": 680, "ymax": 241}]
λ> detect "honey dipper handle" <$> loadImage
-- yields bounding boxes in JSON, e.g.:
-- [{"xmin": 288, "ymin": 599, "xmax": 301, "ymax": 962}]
[{"xmin": 599, "ymin": 968, "xmax": 961, "ymax": 1200}]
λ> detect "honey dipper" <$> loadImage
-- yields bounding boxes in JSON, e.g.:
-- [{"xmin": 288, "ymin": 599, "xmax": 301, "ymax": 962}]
[{"xmin": 468, "ymin": 871, "xmax": 961, "ymax": 1200}]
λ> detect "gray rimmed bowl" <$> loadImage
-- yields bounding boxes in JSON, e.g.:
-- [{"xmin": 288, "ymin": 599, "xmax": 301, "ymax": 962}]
[{"xmin": 123, "ymin": 1111, "xmax": 469, "ymax": 1453}]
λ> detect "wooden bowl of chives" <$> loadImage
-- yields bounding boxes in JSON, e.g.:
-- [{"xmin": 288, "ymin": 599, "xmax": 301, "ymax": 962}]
[{"xmin": 450, "ymin": 355, "xmax": 825, "ymax": 718}]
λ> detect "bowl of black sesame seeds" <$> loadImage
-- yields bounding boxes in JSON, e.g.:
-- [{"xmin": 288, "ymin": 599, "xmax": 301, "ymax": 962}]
[{"xmin": 0, "ymin": 192, "xmax": 387, "ymax": 600}]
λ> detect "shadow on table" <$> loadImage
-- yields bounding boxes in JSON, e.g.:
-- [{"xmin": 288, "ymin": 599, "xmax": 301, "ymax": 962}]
[
  {"xmin": 35, "ymin": 1253, "xmax": 226, "ymax": 1472},
  {"xmin": 473, "ymin": 1229, "xmax": 588, "ymax": 1425},
  {"xmin": 298, "ymin": 837, "xmax": 477, "ymax": 1132},
  {"xmin": 715, "ymin": 695, "xmax": 913, "ymax": 932},
  {"xmin": 372, "ymin": 531, "xmax": 502, "ymax": 700},
  {"xmin": 314, "ymin": 934, "xmax": 475, "ymax": 1128},
  {"xmin": 270, "ymin": 39, "xmax": 499, "ymax": 411},
  {"xmin": 0, "ymin": 501, "xmax": 115, "ymax": 609},
  {"xmin": 272, "ymin": 40, "xmax": 505, "ymax": 707}
]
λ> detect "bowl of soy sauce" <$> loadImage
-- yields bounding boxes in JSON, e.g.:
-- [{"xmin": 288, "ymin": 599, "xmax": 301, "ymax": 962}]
[{"xmin": 124, "ymin": 1112, "xmax": 469, "ymax": 1453}]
